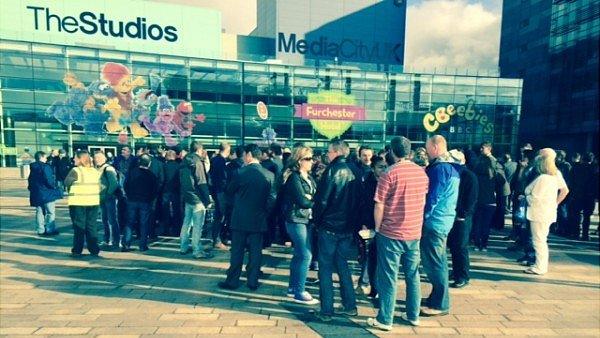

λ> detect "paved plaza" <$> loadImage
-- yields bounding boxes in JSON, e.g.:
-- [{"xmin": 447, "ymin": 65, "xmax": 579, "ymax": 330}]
[{"xmin": 1, "ymin": 169, "xmax": 599, "ymax": 337}]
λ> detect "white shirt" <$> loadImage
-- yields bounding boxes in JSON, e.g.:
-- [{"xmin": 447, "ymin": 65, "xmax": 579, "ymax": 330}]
[{"xmin": 525, "ymin": 171, "xmax": 567, "ymax": 223}]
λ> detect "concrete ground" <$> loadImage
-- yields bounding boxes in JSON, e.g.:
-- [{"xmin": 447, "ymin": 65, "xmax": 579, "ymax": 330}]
[{"xmin": 1, "ymin": 168, "xmax": 599, "ymax": 338}]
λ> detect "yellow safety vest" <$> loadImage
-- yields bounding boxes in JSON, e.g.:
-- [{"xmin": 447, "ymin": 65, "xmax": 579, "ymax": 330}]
[{"xmin": 68, "ymin": 167, "xmax": 101, "ymax": 206}]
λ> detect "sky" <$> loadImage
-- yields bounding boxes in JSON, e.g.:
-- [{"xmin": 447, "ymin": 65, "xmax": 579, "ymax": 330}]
[{"xmin": 151, "ymin": 0, "xmax": 503, "ymax": 72}]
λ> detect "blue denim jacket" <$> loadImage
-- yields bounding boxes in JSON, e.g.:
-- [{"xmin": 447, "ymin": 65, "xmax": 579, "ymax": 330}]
[{"xmin": 424, "ymin": 154, "xmax": 462, "ymax": 236}]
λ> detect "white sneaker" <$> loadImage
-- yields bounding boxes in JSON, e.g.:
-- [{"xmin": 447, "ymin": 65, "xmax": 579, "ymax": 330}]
[
  {"xmin": 292, "ymin": 291, "xmax": 319, "ymax": 305},
  {"xmin": 366, "ymin": 318, "xmax": 392, "ymax": 331},
  {"xmin": 400, "ymin": 313, "xmax": 420, "ymax": 326}
]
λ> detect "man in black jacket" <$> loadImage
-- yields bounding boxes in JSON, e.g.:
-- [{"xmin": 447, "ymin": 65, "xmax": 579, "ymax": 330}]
[
  {"xmin": 447, "ymin": 150, "xmax": 478, "ymax": 288},
  {"xmin": 122, "ymin": 154, "xmax": 158, "ymax": 252},
  {"xmin": 312, "ymin": 139, "xmax": 360, "ymax": 322},
  {"xmin": 161, "ymin": 150, "xmax": 181, "ymax": 236},
  {"xmin": 219, "ymin": 144, "xmax": 276, "ymax": 291},
  {"xmin": 209, "ymin": 142, "xmax": 231, "ymax": 249},
  {"xmin": 179, "ymin": 141, "xmax": 213, "ymax": 259}
]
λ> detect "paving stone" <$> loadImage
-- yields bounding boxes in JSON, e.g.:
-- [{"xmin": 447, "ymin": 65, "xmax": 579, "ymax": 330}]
[
  {"xmin": 154, "ymin": 327, "xmax": 221, "ymax": 334},
  {"xmin": 0, "ymin": 327, "xmax": 38, "ymax": 335},
  {"xmin": 33, "ymin": 327, "xmax": 91, "ymax": 335}
]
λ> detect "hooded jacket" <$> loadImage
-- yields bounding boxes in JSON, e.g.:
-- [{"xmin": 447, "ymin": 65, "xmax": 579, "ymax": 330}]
[
  {"xmin": 28, "ymin": 161, "xmax": 61, "ymax": 207},
  {"xmin": 424, "ymin": 153, "xmax": 461, "ymax": 235}
]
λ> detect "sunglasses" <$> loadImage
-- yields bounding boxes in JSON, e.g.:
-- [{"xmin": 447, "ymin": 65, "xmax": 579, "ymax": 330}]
[{"xmin": 301, "ymin": 157, "xmax": 314, "ymax": 161}]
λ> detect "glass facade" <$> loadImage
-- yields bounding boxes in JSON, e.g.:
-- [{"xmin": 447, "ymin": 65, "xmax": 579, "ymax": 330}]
[
  {"xmin": 1, "ymin": 39, "xmax": 522, "ymax": 166},
  {"xmin": 499, "ymin": 0, "xmax": 599, "ymax": 153}
]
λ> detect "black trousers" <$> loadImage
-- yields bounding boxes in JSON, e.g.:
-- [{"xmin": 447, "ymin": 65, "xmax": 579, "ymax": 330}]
[
  {"xmin": 448, "ymin": 217, "xmax": 473, "ymax": 282},
  {"xmin": 568, "ymin": 197, "xmax": 595, "ymax": 239},
  {"xmin": 472, "ymin": 204, "xmax": 496, "ymax": 249},
  {"xmin": 69, "ymin": 205, "xmax": 100, "ymax": 255},
  {"xmin": 225, "ymin": 230, "xmax": 264, "ymax": 288}
]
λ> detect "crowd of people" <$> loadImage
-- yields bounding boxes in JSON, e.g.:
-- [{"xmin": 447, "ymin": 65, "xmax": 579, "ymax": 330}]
[{"xmin": 25, "ymin": 135, "xmax": 598, "ymax": 330}]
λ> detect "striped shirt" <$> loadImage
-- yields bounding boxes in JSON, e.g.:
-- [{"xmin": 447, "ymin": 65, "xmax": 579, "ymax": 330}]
[{"xmin": 375, "ymin": 161, "xmax": 429, "ymax": 241}]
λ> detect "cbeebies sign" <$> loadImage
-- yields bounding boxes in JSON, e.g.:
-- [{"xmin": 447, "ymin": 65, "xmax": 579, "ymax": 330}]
[
  {"xmin": 0, "ymin": 0, "xmax": 222, "ymax": 59},
  {"xmin": 423, "ymin": 99, "xmax": 494, "ymax": 134}
]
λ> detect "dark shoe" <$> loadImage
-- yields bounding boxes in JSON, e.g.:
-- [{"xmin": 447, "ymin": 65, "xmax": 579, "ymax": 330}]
[
  {"xmin": 121, "ymin": 247, "xmax": 134, "ymax": 252},
  {"xmin": 247, "ymin": 283, "xmax": 260, "ymax": 291},
  {"xmin": 336, "ymin": 306, "xmax": 358, "ymax": 316},
  {"xmin": 516, "ymin": 255, "xmax": 530, "ymax": 263},
  {"xmin": 218, "ymin": 281, "xmax": 239, "ymax": 290},
  {"xmin": 314, "ymin": 312, "xmax": 332, "ymax": 322},
  {"xmin": 70, "ymin": 252, "xmax": 83, "ymax": 258},
  {"xmin": 451, "ymin": 280, "xmax": 470, "ymax": 288},
  {"xmin": 89, "ymin": 253, "xmax": 101, "ymax": 258},
  {"xmin": 139, "ymin": 247, "xmax": 149, "ymax": 252},
  {"xmin": 46, "ymin": 230, "xmax": 60, "ymax": 236},
  {"xmin": 37, "ymin": 232, "xmax": 47, "ymax": 237}
]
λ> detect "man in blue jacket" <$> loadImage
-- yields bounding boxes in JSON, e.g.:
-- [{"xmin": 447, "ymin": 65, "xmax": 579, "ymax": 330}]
[
  {"xmin": 421, "ymin": 135, "xmax": 461, "ymax": 316},
  {"xmin": 28, "ymin": 151, "xmax": 62, "ymax": 236}
]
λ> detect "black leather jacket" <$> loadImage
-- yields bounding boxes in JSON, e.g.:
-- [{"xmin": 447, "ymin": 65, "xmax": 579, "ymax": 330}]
[
  {"xmin": 282, "ymin": 171, "xmax": 316, "ymax": 225},
  {"xmin": 312, "ymin": 156, "xmax": 360, "ymax": 234}
]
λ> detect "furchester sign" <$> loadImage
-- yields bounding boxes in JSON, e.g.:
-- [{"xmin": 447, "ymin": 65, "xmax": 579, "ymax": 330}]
[{"xmin": 423, "ymin": 99, "xmax": 494, "ymax": 134}]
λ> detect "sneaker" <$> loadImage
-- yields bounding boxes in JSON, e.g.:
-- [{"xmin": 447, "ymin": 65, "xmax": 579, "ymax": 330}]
[
  {"xmin": 481, "ymin": 247, "xmax": 488, "ymax": 252},
  {"xmin": 524, "ymin": 267, "xmax": 545, "ymax": 275},
  {"xmin": 420, "ymin": 308, "xmax": 449, "ymax": 317},
  {"xmin": 335, "ymin": 306, "xmax": 358, "ymax": 316},
  {"xmin": 400, "ymin": 313, "xmax": 420, "ymax": 326},
  {"xmin": 366, "ymin": 317, "xmax": 392, "ymax": 331},
  {"xmin": 306, "ymin": 278, "xmax": 320, "ymax": 285},
  {"xmin": 293, "ymin": 292, "xmax": 319, "ymax": 305},
  {"xmin": 520, "ymin": 260, "xmax": 535, "ymax": 267},
  {"xmin": 284, "ymin": 241, "xmax": 292, "ymax": 247},
  {"xmin": 314, "ymin": 312, "xmax": 332, "ymax": 322},
  {"xmin": 194, "ymin": 251, "xmax": 214, "ymax": 259},
  {"xmin": 286, "ymin": 288, "xmax": 295, "ymax": 298},
  {"xmin": 214, "ymin": 242, "xmax": 228, "ymax": 250}
]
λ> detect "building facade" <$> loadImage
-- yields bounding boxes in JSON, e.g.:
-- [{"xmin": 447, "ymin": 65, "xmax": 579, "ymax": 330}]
[
  {"xmin": 0, "ymin": 0, "xmax": 522, "ymax": 166},
  {"xmin": 499, "ymin": 0, "xmax": 599, "ymax": 153}
]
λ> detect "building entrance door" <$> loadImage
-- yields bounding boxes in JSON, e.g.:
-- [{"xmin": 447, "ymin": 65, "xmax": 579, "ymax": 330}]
[{"xmin": 88, "ymin": 146, "xmax": 117, "ymax": 158}]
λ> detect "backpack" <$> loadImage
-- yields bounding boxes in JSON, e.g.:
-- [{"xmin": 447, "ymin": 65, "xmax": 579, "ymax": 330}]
[{"xmin": 101, "ymin": 164, "xmax": 124, "ymax": 198}]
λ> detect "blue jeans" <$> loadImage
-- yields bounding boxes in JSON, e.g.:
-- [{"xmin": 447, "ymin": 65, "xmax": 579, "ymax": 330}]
[
  {"xmin": 317, "ymin": 230, "xmax": 356, "ymax": 315},
  {"xmin": 101, "ymin": 196, "xmax": 119, "ymax": 246},
  {"xmin": 286, "ymin": 222, "xmax": 313, "ymax": 296},
  {"xmin": 180, "ymin": 202, "xmax": 206, "ymax": 255},
  {"xmin": 122, "ymin": 201, "xmax": 151, "ymax": 250},
  {"xmin": 421, "ymin": 228, "xmax": 450, "ymax": 311},
  {"xmin": 35, "ymin": 201, "xmax": 56, "ymax": 234},
  {"xmin": 376, "ymin": 233, "xmax": 421, "ymax": 325}
]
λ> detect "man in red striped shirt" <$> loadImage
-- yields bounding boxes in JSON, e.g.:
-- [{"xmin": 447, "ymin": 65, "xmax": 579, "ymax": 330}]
[{"xmin": 367, "ymin": 136, "xmax": 429, "ymax": 331}]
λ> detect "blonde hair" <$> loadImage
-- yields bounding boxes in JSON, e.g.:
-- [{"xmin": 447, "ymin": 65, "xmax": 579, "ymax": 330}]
[
  {"xmin": 76, "ymin": 150, "xmax": 93, "ymax": 168},
  {"xmin": 282, "ymin": 146, "xmax": 313, "ymax": 184},
  {"xmin": 536, "ymin": 148, "xmax": 558, "ymax": 176}
]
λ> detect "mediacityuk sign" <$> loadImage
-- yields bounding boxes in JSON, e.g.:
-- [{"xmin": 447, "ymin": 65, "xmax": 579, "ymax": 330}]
[{"xmin": 294, "ymin": 103, "xmax": 365, "ymax": 121}]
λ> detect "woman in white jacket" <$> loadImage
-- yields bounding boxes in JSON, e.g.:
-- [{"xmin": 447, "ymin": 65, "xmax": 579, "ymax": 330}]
[{"xmin": 524, "ymin": 148, "xmax": 569, "ymax": 275}]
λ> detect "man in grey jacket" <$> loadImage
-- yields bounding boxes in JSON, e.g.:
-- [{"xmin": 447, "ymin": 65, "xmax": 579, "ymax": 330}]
[{"xmin": 94, "ymin": 151, "xmax": 120, "ymax": 250}]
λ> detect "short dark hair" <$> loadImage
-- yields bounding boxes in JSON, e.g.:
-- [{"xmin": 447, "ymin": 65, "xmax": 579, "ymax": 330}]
[
  {"xmin": 234, "ymin": 146, "xmax": 244, "ymax": 158},
  {"xmin": 138, "ymin": 154, "xmax": 152, "ymax": 167},
  {"xmin": 269, "ymin": 143, "xmax": 282, "ymax": 156},
  {"xmin": 244, "ymin": 144, "xmax": 262, "ymax": 160},
  {"xmin": 358, "ymin": 145, "xmax": 373, "ymax": 156},
  {"xmin": 481, "ymin": 141, "xmax": 493, "ymax": 150},
  {"xmin": 584, "ymin": 152, "xmax": 595, "ymax": 163},
  {"xmin": 58, "ymin": 149, "xmax": 66, "ymax": 155},
  {"xmin": 34, "ymin": 151, "xmax": 46, "ymax": 161},
  {"xmin": 190, "ymin": 140, "xmax": 203, "ymax": 153},
  {"xmin": 390, "ymin": 136, "xmax": 411, "ymax": 159},
  {"xmin": 370, "ymin": 155, "xmax": 386, "ymax": 168}
]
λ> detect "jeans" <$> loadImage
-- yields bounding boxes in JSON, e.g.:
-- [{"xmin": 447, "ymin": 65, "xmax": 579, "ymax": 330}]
[
  {"xmin": 35, "ymin": 201, "xmax": 56, "ymax": 234},
  {"xmin": 472, "ymin": 204, "xmax": 496, "ymax": 249},
  {"xmin": 421, "ymin": 227, "xmax": 450, "ymax": 311},
  {"xmin": 448, "ymin": 217, "xmax": 473, "ymax": 282},
  {"xmin": 100, "ymin": 196, "xmax": 119, "ymax": 246},
  {"xmin": 286, "ymin": 222, "xmax": 313, "ymax": 296},
  {"xmin": 530, "ymin": 221, "xmax": 551, "ymax": 273},
  {"xmin": 122, "ymin": 201, "xmax": 151, "ymax": 250},
  {"xmin": 358, "ymin": 236, "xmax": 378, "ymax": 292},
  {"xmin": 376, "ymin": 234, "xmax": 421, "ymax": 326},
  {"xmin": 211, "ymin": 192, "xmax": 226, "ymax": 245},
  {"xmin": 69, "ymin": 205, "xmax": 100, "ymax": 255},
  {"xmin": 180, "ymin": 202, "xmax": 206, "ymax": 255},
  {"xmin": 161, "ymin": 192, "xmax": 181, "ymax": 236},
  {"xmin": 317, "ymin": 230, "xmax": 356, "ymax": 316}
]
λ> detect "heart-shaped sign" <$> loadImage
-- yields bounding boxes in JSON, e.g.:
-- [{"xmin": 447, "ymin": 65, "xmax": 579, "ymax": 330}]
[{"xmin": 295, "ymin": 91, "xmax": 364, "ymax": 139}]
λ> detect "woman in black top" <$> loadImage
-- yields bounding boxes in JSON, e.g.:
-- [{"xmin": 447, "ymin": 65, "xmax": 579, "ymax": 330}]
[{"xmin": 282, "ymin": 146, "xmax": 318, "ymax": 305}]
